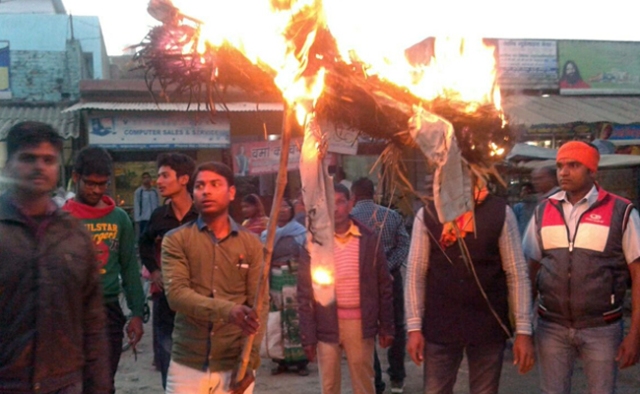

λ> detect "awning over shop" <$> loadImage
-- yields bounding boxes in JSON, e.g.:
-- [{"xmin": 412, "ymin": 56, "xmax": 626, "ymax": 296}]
[
  {"xmin": 0, "ymin": 105, "xmax": 80, "ymax": 139},
  {"xmin": 518, "ymin": 154, "xmax": 640, "ymax": 170},
  {"xmin": 506, "ymin": 143, "xmax": 558, "ymax": 161},
  {"xmin": 502, "ymin": 96, "xmax": 640, "ymax": 126},
  {"xmin": 63, "ymin": 101, "xmax": 285, "ymax": 113},
  {"xmin": 68, "ymin": 97, "xmax": 640, "ymax": 126}
]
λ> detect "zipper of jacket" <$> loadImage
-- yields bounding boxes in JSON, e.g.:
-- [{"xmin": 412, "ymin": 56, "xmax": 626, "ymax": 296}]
[
  {"xmin": 555, "ymin": 202, "xmax": 574, "ymax": 324},
  {"xmin": 563, "ymin": 199, "xmax": 602, "ymax": 326}
]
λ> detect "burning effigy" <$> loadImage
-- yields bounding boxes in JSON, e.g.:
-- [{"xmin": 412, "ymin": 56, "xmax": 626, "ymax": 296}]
[{"xmin": 136, "ymin": 0, "xmax": 512, "ymax": 381}]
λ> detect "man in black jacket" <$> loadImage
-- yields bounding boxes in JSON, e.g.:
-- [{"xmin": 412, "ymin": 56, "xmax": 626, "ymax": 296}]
[
  {"xmin": 0, "ymin": 121, "xmax": 110, "ymax": 393},
  {"xmin": 139, "ymin": 152, "xmax": 197, "ymax": 389}
]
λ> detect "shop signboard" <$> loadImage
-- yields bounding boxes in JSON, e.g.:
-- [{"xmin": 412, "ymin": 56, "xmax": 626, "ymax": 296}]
[
  {"xmin": 558, "ymin": 41, "xmax": 640, "ymax": 95},
  {"xmin": 231, "ymin": 138, "xmax": 303, "ymax": 176},
  {"xmin": 88, "ymin": 112, "xmax": 230, "ymax": 149},
  {"xmin": 527, "ymin": 122, "xmax": 595, "ymax": 136},
  {"xmin": 231, "ymin": 138, "xmax": 339, "ymax": 176},
  {"xmin": 610, "ymin": 124, "xmax": 640, "ymax": 140},
  {"xmin": 497, "ymin": 39, "xmax": 558, "ymax": 89}
]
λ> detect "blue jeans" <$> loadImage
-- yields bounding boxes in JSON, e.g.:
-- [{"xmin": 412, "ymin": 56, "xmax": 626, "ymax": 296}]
[
  {"xmin": 423, "ymin": 341, "xmax": 505, "ymax": 394},
  {"xmin": 374, "ymin": 269, "xmax": 406, "ymax": 392},
  {"xmin": 153, "ymin": 292, "xmax": 175, "ymax": 390},
  {"xmin": 536, "ymin": 318, "xmax": 623, "ymax": 394}
]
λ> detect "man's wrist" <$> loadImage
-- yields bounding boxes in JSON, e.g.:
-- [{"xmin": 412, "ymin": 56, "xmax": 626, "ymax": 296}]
[
  {"xmin": 515, "ymin": 327, "xmax": 533, "ymax": 336},
  {"xmin": 406, "ymin": 318, "xmax": 422, "ymax": 332},
  {"xmin": 625, "ymin": 327, "xmax": 640, "ymax": 340}
]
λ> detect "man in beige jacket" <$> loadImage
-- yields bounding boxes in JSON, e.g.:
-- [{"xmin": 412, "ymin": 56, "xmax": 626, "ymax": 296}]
[{"xmin": 162, "ymin": 162, "xmax": 267, "ymax": 394}]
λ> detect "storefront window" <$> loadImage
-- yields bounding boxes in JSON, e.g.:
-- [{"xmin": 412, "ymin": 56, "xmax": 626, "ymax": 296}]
[{"xmin": 114, "ymin": 161, "xmax": 158, "ymax": 209}]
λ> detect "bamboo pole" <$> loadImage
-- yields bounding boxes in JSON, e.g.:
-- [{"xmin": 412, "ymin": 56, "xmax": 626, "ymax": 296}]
[{"xmin": 236, "ymin": 106, "xmax": 295, "ymax": 382}]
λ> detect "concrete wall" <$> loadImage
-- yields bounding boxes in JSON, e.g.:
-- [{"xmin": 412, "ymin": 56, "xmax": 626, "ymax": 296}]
[
  {"xmin": 9, "ymin": 50, "xmax": 79, "ymax": 101},
  {"xmin": 0, "ymin": 14, "xmax": 108, "ymax": 78}
]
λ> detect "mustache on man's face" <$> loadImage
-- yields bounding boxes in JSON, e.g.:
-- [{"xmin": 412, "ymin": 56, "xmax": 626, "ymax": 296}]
[{"xmin": 28, "ymin": 171, "xmax": 46, "ymax": 179}]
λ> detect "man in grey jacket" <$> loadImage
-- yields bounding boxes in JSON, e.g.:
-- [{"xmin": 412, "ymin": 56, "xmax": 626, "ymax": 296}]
[{"xmin": 0, "ymin": 121, "xmax": 111, "ymax": 394}]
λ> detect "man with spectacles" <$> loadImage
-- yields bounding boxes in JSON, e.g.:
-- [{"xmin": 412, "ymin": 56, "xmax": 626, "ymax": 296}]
[{"xmin": 63, "ymin": 146, "xmax": 145, "ymax": 394}]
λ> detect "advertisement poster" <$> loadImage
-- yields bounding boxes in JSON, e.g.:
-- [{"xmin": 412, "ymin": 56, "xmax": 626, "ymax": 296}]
[
  {"xmin": 558, "ymin": 41, "xmax": 640, "ymax": 95},
  {"xmin": 0, "ymin": 41, "xmax": 10, "ymax": 97},
  {"xmin": 88, "ymin": 112, "xmax": 230, "ymax": 149},
  {"xmin": 323, "ymin": 123, "xmax": 359, "ymax": 155},
  {"xmin": 497, "ymin": 39, "xmax": 558, "ymax": 89}
]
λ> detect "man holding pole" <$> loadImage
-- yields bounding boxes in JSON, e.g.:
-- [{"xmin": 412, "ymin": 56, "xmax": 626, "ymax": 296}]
[{"xmin": 161, "ymin": 162, "xmax": 268, "ymax": 394}]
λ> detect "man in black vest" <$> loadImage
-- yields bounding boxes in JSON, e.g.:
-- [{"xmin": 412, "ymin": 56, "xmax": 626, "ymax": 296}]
[{"xmin": 405, "ymin": 178, "xmax": 535, "ymax": 393}]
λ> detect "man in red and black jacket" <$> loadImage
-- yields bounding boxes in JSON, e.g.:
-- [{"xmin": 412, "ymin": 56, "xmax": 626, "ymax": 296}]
[{"xmin": 523, "ymin": 141, "xmax": 640, "ymax": 393}]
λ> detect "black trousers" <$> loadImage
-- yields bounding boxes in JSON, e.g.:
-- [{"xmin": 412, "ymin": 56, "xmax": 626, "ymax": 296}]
[
  {"xmin": 375, "ymin": 268, "xmax": 407, "ymax": 392},
  {"xmin": 152, "ymin": 291, "xmax": 175, "ymax": 389},
  {"xmin": 105, "ymin": 301, "xmax": 126, "ymax": 394}
]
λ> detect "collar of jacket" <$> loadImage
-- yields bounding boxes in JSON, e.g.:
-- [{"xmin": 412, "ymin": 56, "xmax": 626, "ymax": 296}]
[
  {"xmin": 0, "ymin": 193, "xmax": 59, "ymax": 222},
  {"xmin": 549, "ymin": 184, "xmax": 608, "ymax": 208},
  {"xmin": 163, "ymin": 201, "xmax": 198, "ymax": 219},
  {"xmin": 196, "ymin": 215, "xmax": 241, "ymax": 240}
]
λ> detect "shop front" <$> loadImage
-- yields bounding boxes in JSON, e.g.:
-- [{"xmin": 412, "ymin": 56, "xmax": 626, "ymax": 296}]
[{"xmin": 65, "ymin": 105, "xmax": 231, "ymax": 212}]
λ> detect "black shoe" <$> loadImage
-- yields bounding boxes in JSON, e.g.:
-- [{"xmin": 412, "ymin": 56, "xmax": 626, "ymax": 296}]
[
  {"xmin": 390, "ymin": 380, "xmax": 404, "ymax": 393},
  {"xmin": 297, "ymin": 366, "xmax": 309, "ymax": 376},
  {"xmin": 271, "ymin": 364, "xmax": 288, "ymax": 375}
]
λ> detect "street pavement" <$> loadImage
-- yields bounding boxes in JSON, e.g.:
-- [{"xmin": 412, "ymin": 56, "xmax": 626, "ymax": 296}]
[{"xmin": 115, "ymin": 317, "xmax": 640, "ymax": 393}]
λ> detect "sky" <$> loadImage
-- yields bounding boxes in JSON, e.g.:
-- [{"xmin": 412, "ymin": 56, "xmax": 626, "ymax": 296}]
[
  {"xmin": 63, "ymin": 0, "xmax": 158, "ymax": 55},
  {"xmin": 62, "ymin": 0, "xmax": 640, "ymax": 56}
]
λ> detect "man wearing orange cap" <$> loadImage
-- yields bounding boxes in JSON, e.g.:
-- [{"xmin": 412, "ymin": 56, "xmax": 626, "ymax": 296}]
[{"xmin": 523, "ymin": 140, "xmax": 640, "ymax": 394}]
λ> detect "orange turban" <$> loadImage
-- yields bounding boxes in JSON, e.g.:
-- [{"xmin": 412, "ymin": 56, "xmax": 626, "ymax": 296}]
[{"xmin": 556, "ymin": 141, "xmax": 600, "ymax": 173}]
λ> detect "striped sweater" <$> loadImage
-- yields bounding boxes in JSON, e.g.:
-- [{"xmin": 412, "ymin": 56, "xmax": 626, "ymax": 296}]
[{"xmin": 334, "ymin": 222, "xmax": 362, "ymax": 319}]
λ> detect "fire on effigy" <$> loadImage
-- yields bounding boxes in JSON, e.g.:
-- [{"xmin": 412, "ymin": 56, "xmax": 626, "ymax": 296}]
[{"xmin": 135, "ymin": 0, "xmax": 513, "ymax": 380}]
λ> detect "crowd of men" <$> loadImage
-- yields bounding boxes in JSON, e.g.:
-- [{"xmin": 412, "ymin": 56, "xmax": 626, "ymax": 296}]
[{"xmin": 1, "ymin": 121, "xmax": 639, "ymax": 394}]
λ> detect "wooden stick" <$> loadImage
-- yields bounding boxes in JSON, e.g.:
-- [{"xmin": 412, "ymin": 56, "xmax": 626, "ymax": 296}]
[{"xmin": 236, "ymin": 105, "xmax": 295, "ymax": 382}]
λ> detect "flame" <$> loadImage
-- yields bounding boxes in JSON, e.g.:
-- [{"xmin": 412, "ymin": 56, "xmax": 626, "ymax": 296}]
[
  {"xmin": 311, "ymin": 266, "xmax": 334, "ymax": 286},
  {"xmin": 489, "ymin": 142, "xmax": 505, "ymax": 157},
  {"xmin": 167, "ymin": 0, "xmax": 500, "ymax": 120}
]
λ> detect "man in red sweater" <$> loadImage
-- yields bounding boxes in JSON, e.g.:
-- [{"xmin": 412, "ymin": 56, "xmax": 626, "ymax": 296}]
[{"xmin": 64, "ymin": 146, "xmax": 145, "ymax": 393}]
